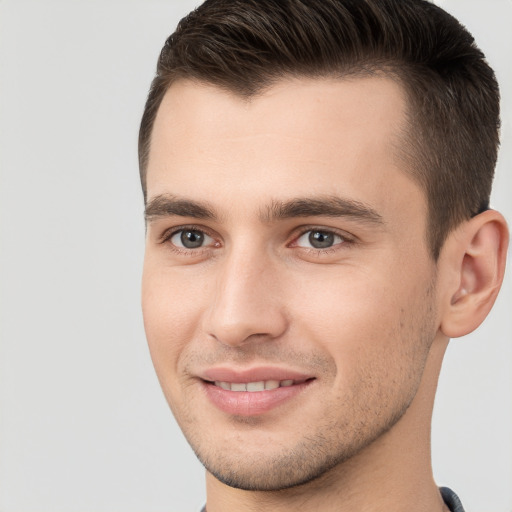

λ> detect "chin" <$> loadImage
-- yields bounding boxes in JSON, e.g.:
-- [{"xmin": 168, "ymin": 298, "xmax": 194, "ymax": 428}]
[
  {"xmin": 190, "ymin": 425, "xmax": 386, "ymax": 492},
  {"xmin": 203, "ymin": 453, "xmax": 344, "ymax": 491}
]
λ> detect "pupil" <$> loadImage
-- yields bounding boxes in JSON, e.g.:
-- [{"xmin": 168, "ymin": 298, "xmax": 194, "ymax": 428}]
[
  {"xmin": 181, "ymin": 230, "xmax": 204, "ymax": 248},
  {"xmin": 309, "ymin": 231, "xmax": 334, "ymax": 249}
]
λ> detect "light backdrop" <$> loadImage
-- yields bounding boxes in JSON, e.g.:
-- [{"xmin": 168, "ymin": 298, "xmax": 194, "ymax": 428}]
[{"xmin": 0, "ymin": 1, "xmax": 510, "ymax": 511}]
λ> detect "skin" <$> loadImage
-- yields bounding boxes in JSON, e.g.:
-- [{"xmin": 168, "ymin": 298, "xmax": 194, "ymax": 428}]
[{"xmin": 142, "ymin": 77, "xmax": 508, "ymax": 512}]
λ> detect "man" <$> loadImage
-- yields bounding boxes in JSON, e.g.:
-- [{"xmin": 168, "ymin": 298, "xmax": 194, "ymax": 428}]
[{"xmin": 138, "ymin": 0, "xmax": 508, "ymax": 510}]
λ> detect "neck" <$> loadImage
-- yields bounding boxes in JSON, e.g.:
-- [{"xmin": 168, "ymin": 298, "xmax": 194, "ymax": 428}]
[{"xmin": 205, "ymin": 336, "xmax": 449, "ymax": 512}]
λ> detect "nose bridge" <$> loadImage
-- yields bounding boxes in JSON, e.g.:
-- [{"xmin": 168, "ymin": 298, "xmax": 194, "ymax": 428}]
[{"xmin": 206, "ymin": 240, "xmax": 287, "ymax": 346}]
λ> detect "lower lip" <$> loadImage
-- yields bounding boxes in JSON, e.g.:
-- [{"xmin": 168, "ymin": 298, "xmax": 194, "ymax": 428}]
[{"xmin": 202, "ymin": 381, "xmax": 313, "ymax": 416}]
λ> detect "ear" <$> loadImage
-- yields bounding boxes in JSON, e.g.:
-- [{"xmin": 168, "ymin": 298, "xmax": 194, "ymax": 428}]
[{"xmin": 439, "ymin": 209, "xmax": 509, "ymax": 338}]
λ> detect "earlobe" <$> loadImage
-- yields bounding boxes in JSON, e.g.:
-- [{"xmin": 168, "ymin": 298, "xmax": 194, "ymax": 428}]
[{"xmin": 440, "ymin": 210, "xmax": 509, "ymax": 338}]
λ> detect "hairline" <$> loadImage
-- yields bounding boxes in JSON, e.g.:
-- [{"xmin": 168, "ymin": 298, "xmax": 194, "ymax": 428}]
[{"xmin": 141, "ymin": 65, "xmax": 423, "ymax": 184}]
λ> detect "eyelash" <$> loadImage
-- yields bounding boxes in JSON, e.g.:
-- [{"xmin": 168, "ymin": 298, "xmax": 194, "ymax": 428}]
[
  {"xmin": 159, "ymin": 225, "xmax": 218, "ymax": 255},
  {"xmin": 158, "ymin": 225, "xmax": 356, "ymax": 256},
  {"xmin": 292, "ymin": 227, "xmax": 354, "ymax": 252}
]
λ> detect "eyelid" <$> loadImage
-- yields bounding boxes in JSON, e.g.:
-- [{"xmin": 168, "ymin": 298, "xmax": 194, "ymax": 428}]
[
  {"xmin": 158, "ymin": 224, "xmax": 218, "ymax": 244},
  {"xmin": 289, "ymin": 226, "xmax": 356, "ymax": 247}
]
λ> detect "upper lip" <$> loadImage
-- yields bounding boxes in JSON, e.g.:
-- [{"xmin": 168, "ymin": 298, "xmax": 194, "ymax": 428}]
[{"xmin": 200, "ymin": 366, "xmax": 314, "ymax": 383}]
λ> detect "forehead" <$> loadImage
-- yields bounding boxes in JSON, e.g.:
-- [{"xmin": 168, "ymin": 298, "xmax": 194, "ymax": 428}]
[
  {"xmin": 146, "ymin": 76, "xmax": 424, "ymax": 226},
  {"xmin": 150, "ymin": 76, "xmax": 407, "ymax": 165}
]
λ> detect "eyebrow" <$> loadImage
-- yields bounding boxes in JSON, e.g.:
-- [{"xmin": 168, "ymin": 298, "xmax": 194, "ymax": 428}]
[
  {"xmin": 263, "ymin": 196, "xmax": 384, "ymax": 225},
  {"xmin": 144, "ymin": 193, "xmax": 384, "ymax": 226},
  {"xmin": 145, "ymin": 194, "xmax": 217, "ymax": 221}
]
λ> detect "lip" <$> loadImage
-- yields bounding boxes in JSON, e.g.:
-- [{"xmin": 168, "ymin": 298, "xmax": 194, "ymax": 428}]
[
  {"xmin": 201, "ymin": 366, "xmax": 312, "ymax": 383},
  {"xmin": 200, "ymin": 366, "xmax": 315, "ymax": 416}
]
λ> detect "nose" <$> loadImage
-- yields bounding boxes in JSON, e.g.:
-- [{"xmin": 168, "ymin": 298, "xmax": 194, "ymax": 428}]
[{"xmin": 204, "ymin": 246, "xmax": 288, "ymax": 347}]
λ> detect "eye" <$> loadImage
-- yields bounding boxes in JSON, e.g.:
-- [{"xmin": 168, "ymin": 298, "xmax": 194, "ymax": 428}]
[
  {"xmin": 295, "ymin": 229, "xmax": 344, "ymax": 249},
  {"xmin": 170, "ymin": 229, "xmax": 214, "ymax": 249}
]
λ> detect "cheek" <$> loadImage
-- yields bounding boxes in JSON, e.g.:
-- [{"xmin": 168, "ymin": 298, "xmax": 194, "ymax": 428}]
[
  {"xmin": 141, "ymin": 264, "xmax": 208, "ymax": 374},
  {"xmin": 287, "ymin": 265, "xmax": 433, "ymax": 381},
  {"xmin": 290, "ymin": 266, "xmax": 399, "ymax": 339}
]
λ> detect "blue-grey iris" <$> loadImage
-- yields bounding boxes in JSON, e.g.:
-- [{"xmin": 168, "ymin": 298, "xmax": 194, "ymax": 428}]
[
  {"xmin": 181, "ymin": 230, "xmax": 204, "ymax": 248},
  {"xmin": 309, "ymin": 231, "xmax": 335, "ymax": 248}
]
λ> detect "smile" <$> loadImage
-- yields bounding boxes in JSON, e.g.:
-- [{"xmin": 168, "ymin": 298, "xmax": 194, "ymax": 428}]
[
  {"xmin": 202, "ymin": 375, "xmax": 315, "ymax": 416},
  {"xmin": 213, "ymin": 379, "xmax": 303, "ymax": 392}
]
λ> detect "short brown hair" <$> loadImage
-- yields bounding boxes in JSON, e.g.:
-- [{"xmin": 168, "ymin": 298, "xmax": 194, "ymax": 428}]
[{"xmin": 138, "ymin": 0, "xmax": 500, "ymax": 259}]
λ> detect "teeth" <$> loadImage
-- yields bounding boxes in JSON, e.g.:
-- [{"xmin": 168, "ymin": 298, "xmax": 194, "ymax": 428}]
[
  {"xmin": 214, "ymin": 379, "xmax": 299, "ymax": 392},
  {"xmin": 265, "ymin": 380, "xmax": 280, "ymax": 390},
  {"xmin": 246, "ymin": 381, "xmax": 265, "ymax": 392}
]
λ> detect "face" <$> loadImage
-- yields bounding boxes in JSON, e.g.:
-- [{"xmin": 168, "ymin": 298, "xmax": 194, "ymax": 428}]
[{"xmin": 142, "ymin": 77, "xmax": 439, "ymax": 491}]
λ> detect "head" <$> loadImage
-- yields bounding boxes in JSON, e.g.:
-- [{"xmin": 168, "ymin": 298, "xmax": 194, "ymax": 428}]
[{"xmin": 139, "ymin": 0, "xmax": 508, "ymax": 498}]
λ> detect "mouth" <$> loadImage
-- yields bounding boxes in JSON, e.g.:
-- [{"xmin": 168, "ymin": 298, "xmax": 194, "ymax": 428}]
[
  {"xmin": 199, "ymin": 370, "xmax": 315, "ymax": 416},
  {"xmin": 209, "ymin": 378, "xmax": 309, "ymax": 392}
]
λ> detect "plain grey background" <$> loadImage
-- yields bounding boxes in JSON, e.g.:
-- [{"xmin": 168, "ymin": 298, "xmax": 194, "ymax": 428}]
[{"xmin": 0, "ymin": 1, "xmax": 510, "ymax": 511}]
